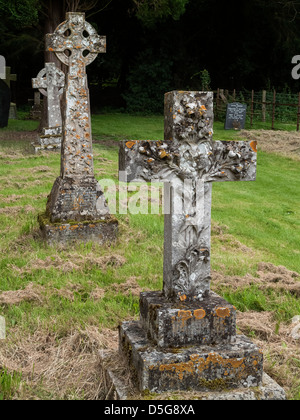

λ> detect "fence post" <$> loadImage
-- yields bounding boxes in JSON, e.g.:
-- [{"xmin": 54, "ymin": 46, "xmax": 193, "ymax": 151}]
[
  {"xmin": 250, "ymin": 90, "xmax": 254, "ymax": 128},
  {"xmin": 262, "ymin": 90, "xmax": 267, "ymax": 123},
  {"xmin": 272, "ymin": 90, "xmax": 276, "ymax": 130}
]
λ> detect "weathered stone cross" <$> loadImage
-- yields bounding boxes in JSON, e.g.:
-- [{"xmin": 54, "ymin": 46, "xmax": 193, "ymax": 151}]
[
  {"xmin": 120, "ymin": 91, "xmax": 257, "ymax": 302},
  {"xmin": 46, "ymin": 12, "xmax": 106, "ymax": 180},
  {"xmin": 44, "ymin": 12, "xmax": 110, "ymax": 224},
  {"xmin": 32, "ymin": 62, "xmax": 65, "ymax": 129},
  {"xmin": 39, "ymin": 12, "xmax": 117, "ymax": 244}
]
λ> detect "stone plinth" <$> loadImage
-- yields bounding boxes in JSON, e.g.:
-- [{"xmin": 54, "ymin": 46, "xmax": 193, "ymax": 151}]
[
  {"xmin": 140, "ymin": 291, "xmax": 236, "ymax": 348},
  {"xmin": 32, "ymin": 127, "xmax": 62, "ymax": 153},
  {"xmin": 120, "ymin": 321, "xmax": 263, "ymax": 393},
  {"xmin": 39, "ymin": 214, "xmax": 118, "ymax": 245}
]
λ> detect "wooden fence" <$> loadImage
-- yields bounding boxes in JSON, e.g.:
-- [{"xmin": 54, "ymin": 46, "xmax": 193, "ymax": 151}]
[{"xmin": 214, "ymin": 89, "xmax": 300, "ymax": 131}]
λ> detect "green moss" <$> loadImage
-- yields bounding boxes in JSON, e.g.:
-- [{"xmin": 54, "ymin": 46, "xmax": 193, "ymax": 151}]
[
  {"xmin": 198, "ymin": 377, "xmax": 230, "ymax": 392},
  {"xmin": 38, "ymin": 212, "xmax": 118, "ymax": 227}
]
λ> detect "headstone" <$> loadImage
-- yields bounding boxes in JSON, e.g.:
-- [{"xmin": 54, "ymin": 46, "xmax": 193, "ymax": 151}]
[
  {"xmin": 29, "ymin": 92, "xmax": 43, "ymax": 120},
  {"xmin": 225, "ymin": 102, "xmax": 247, "ymax": 130},
  {"xmin": 38, "ymin": 12, "xmax": 118, "ymax": 244},
  {"xmin": 110, "ymin": 91, "xmax": 286, "ymax": 400},
  {"xmin": 4, "ymin": 67, "xmax": 18, "ymax": 120},
  {"xmin": 0, "ymin": 78, "xmax": 11, "ymax": 128},
  {"xmin": 31, "ymin": 63, "xmax": 65, "ymax": 153}
]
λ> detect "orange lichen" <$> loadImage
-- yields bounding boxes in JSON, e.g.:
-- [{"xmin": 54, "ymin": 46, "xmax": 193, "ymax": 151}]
[
  {"xmin": 179, "ymin": 294, "xmax": 187, "ymax": 302},
  {"xmin": 126, "ymin": 141, "xmax": 136, "ymax": 149},
  {"xmin": 216, "ymin": 307, "xmax": 231, "ymax": 318},
  {"xmin": 194, "ymin": 309, "xmax": 206, "ymax": 320},
  {"xmin": 177, "ymin": 310, "xmax": 193, "ymax": 326},
  {"xmin": 250, "ymin": 141, "xmax": 258, "ymax": 153}
]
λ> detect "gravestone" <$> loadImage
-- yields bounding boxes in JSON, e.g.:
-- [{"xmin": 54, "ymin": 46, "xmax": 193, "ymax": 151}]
[
  {"xmin": 225, "ymin": 102, "xmax": 247, "ymax": 130},
  {"xmin": 39, "ymin": 12, "xmax": 118, "ymax": 244},
  {"xmin": 0, "ymin": 78, "xmax": 11, "ymax": 128},
  {"xmin": 106, "ymin": 91, "xmax": 286, "ymax": 400},
  {"xmin": 4, "ymin": 67, "xmax": 18, "ymax": 120},
  {"xmin": 29, "ymin": 92, "xmax": 43, "ymax": 120},
  {"xmin": 32, "ymin": 63, "xmax": 65, "ymax": 153}
]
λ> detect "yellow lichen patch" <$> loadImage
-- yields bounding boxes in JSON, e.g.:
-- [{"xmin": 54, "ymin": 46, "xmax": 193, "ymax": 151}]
[
  {"xmin": 194, "ymin": 309, "xmax": 206, "ymax": 320},
  {"xmin": 177, "ymin": 310, "xmax": 193, "ymax": 327},
  {"xmin": 159, "ymin": 150, "xmax": 168, "ymax": 159},
  {"xmin": 250, "ymin": 141, "xmax": 258, "ymax": 153},
  {"xmin": 225, "ymin": 358, "xmax": 245, "ymax": 369},
  {"xmin": 216, "ymin": 307, "xmax": 231, "ymax": 318},
  {"xmin": 126, "ymin": 141, "xmax": 136, "ymax": 149},
  {"xmin": 159, "ymin": 360, "xmax": 195, "ymax": 381},
  {"xmin": 179, "ymin": 294, "xmax": 187, "ymax": 302}
]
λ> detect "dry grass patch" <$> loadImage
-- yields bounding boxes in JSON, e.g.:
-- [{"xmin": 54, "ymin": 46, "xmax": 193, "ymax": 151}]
[
  {"xmin": 212, "ymin": 262, "xmax": 300, "ymax": 297},
  {"xmin": 0, "ymin": 326, "xmax": 119, "ymax": 400},
  {"xmin": 0, "ymin": 283, "xmax": 44, "ymax": 305},
  {"xmin": 10, "ymin": 253, "xmax": 126, "ymax": 275},
  {"xmin": 241, "ymin": 130, "xmax": 300, "ymax": 160}
]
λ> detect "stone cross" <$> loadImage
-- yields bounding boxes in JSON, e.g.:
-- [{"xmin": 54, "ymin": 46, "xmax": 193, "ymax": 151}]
[
  {"xmin": 4, "ymin": 67, "xmax": 17, "ymax": 89},
  {"xmin": 32, "ymin": 63, "xmax": 65, "ymax": 128},
  {"xmin": 120, "ymin": 91, "xmax": 257, "ymax": 303},
  {"xmin": 46, "ymin": 12, "xmax": 106, "ymax": 180},
  {"xmin": 40, "ymin": 12, "xmax": 117, "ymax": 244}
]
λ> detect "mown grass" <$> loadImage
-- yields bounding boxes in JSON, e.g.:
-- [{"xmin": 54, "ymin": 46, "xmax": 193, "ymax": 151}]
[{"xmin": 0, "ymin": 114, "xmax": 299, "ymax": 399}]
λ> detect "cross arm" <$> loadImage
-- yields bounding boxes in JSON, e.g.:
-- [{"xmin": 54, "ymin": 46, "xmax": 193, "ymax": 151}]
[{"xmin": 119, "ymin": 139, "xmax": 257, "ymax": 183}]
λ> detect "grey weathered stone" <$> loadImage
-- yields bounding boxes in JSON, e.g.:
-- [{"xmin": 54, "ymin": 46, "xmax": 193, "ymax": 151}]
[
  {"xmin": 39, "ymin": 12, "xmax": 117, "ymax": 244},
  {"xmin": 29, "ymin": 92, "xmax": 43, "ymax": 121},
  {"xmin": 120, "ymin": 92, "xmax": 257, "ymax": 302},
  {"xmin": 3, "ymin": 67, "xmax": 17, "ymax": 120},
  {"xmin": 32, "ymin": 63, "xmax": 65, "ymax": 152},
  {"xmin": 120, "ymin": 321, "xmax": 263, "ymax": 393},
  {"xmin": 139, "ymin": 291, "xmax": 237, "ymax": 348},
  {"xmin": 114, "ymin": 90, "xmax": 286, "ymax": 399}
]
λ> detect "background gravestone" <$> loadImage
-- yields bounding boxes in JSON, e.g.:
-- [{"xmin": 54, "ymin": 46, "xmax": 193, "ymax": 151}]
[
  {"xmin": 0, "ymin": 78, "xmax": 11, "ymax": 128},
  {"xmin": 4, "ymin": 67, "xmax": 17, "ymax": 120},
  {"xmin": 31, "ymin": 63, "xmax": 65, "ymax": 153},
  {"xmin": 225, "ymin": 102, "xmax": 247, "ymax": 130}
]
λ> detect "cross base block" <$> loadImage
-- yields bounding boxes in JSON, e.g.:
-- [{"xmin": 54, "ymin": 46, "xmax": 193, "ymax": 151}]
[
  {"xmin": 119, "ymin": 321, "xmax": 263, "ymax": 394},
  {"xmin": 38, "ymin": 213, "xmax": 118, "ymax": 245},
  {"xmin": 140, "ymin": 291, "xmax": 237, "ymax": 348}
]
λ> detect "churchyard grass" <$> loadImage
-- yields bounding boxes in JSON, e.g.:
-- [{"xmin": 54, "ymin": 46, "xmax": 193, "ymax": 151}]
[{"xmin": 0, "ymin": 114, "xmax": 299, "ymax": 399}]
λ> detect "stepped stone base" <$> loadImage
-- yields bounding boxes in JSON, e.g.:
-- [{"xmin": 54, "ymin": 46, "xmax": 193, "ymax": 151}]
[
  {"xmin": 119, "ymin": 321, "xmax": 264, "ymax": 393},
  {"xmin": 38, "ymin": 214, "xmax": 118, "ymax": 245},
  {"xmin": 31, "ymin": 127, "xmax": 62, "ymax": 153},
  {"xmin": 101, "ymin": 349, "xmax": 286, "ymax": 400}
]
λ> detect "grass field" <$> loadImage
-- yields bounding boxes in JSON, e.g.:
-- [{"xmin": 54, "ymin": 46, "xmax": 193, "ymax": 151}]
[{"xmin": 0, "ymin": 114, "xmax": 299, "ymax": 400}]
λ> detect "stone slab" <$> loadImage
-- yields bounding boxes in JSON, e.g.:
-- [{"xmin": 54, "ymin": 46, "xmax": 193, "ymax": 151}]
[
  {"xmin": 140, "ymin": 291, "xmax": 236, "ymax": 348},
  {"xmin": 31, "ymin": 142, "xmax": 61, "ymax": 153},
  {"xmin": 100, "ymin": 349, "xmax": 286, "ymax": 400},
  {"xmin": 38, "ymin": 214, "xmax": 118, "ymax": 245},
  {"xmin": 119, "ymin": 321, "xmax": 264, "ymax": 394}
]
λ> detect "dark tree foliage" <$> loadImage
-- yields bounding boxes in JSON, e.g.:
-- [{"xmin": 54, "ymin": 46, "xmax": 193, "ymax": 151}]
[{"xmin": 1, "ymin": 0, "xmax": 300, "ymax": 113}]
